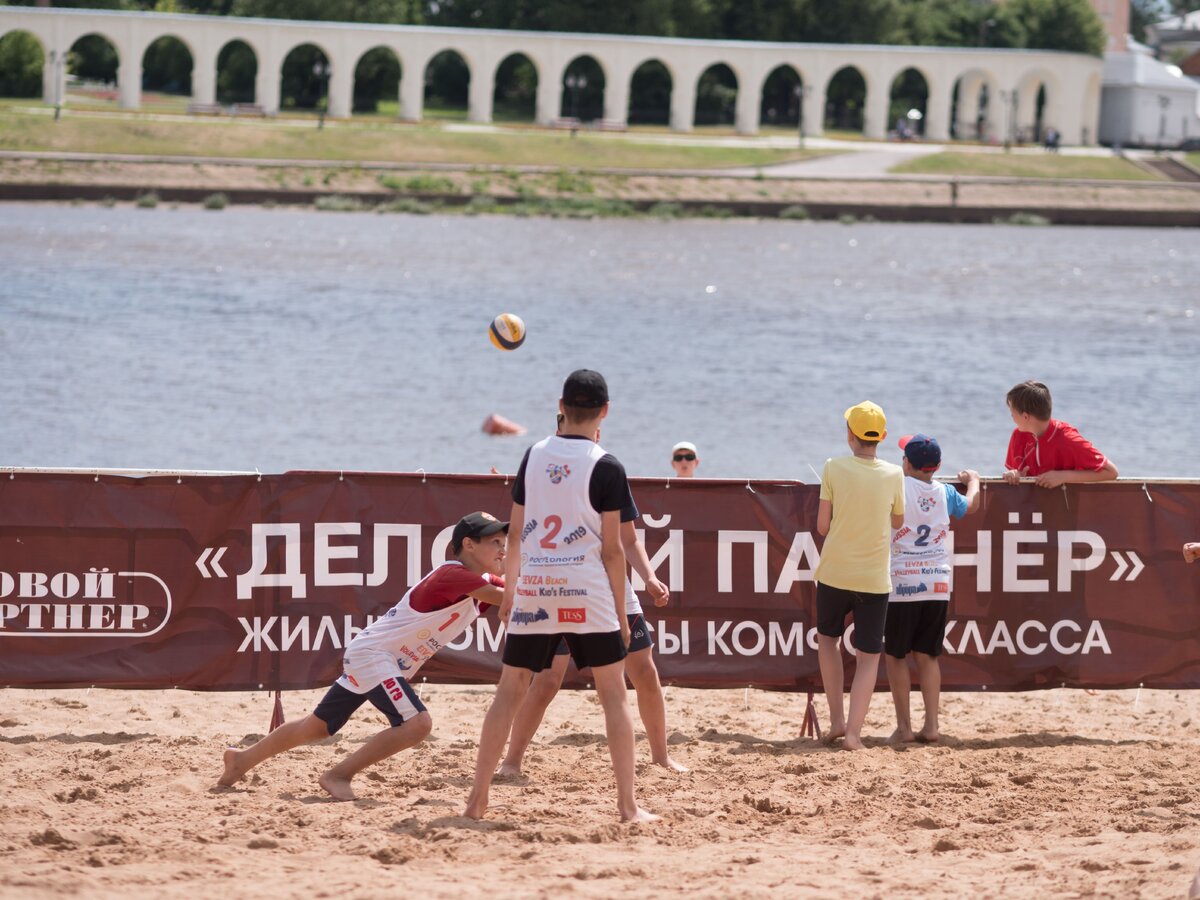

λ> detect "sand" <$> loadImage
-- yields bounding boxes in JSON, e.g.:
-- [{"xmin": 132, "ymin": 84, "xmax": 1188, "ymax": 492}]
[{"xmin": 2, "ymin": 683, "xmax": 1198, "ymax": 898}]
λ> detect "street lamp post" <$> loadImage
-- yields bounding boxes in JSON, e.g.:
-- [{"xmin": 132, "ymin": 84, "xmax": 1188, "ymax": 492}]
[
  {"xmin": 565, "ymin": 72, "xmax": 587, "ymax": 138},
  {"xmin": 313, "ymin": 59, "xmax": 330, "ymax": 129}
]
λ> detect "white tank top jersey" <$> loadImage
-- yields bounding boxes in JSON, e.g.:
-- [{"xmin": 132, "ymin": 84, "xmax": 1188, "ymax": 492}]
[
  {"xmin": 336, "ymin": 562, "xmax": 484, "ymax": 693},
  {"xmin": 510, "ymin": 435, "xmax": 621, "ymax": 634},
  {"xmin": 890, "ymin": 478, "xmax": 953, "ymax": 603}
]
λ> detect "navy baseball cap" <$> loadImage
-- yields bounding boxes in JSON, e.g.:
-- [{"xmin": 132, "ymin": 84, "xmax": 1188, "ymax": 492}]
[
  {"xmin": 451, "ymin": 511, "xmax": 508, "ymax": 551},
  {"xmin": 899, "ymin": 434, "xmax": 942, "ymax": 471}
]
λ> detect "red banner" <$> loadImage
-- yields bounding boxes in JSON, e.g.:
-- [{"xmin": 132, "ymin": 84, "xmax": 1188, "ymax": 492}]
[{"xmin": 1, "ymin": 472, "xmax": 1197, "ymax": 691}]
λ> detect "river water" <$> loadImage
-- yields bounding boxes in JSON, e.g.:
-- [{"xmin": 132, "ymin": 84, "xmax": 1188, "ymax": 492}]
[{"xmin": 0, "ymin": 204, "xmax": 1196, "ymax": 479}]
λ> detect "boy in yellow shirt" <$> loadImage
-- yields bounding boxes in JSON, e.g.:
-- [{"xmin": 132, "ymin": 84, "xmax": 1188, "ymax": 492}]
[{"xmin": 813, "ymin": 401, "xmax": 905, "ymax": 751}]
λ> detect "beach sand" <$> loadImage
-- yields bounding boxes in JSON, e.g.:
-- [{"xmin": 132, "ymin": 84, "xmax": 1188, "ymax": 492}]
[{"xmin": 2, "ymin": 683, "xmax": 1197, "ymax": 898}]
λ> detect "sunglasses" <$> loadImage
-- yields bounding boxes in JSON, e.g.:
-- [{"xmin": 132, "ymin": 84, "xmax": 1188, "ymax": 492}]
[{"xmin": 673, "ymin": 453, "xmax": 696, "ymax": 462}]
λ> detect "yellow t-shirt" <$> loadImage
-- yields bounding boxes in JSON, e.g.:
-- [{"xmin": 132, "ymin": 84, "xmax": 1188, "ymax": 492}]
[{"xmin": 814, "ymin": 455, "xmax": 905, "ymax": 594}]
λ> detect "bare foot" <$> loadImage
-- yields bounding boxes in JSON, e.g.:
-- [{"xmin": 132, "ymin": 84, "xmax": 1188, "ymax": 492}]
[
  {"xmin": 217, "ymin": 747, "xmax": 247, "ymax": 787},
  {"xmin": 464, "ymin": 792, "xmax": 488, "ymax": 820},
  {"xmin": 841, "ymin": 734, "xmax": 866, "ymax": 751},
  {"xmin": 889, "ymin": 728, "xmax": 917, "ymax": 744},
  {"xmin": 318, "ymin": 771, "xmax": 356, "ymax": 801},
  {"xmin": 653, "ymin": 756, "xmax": 689, "ymax": 774},
  {"xmin": 495, "ymin": 762, "xmax": 522, "ymax": 778},
  {"xmin": 621, "ymin": 807, "xmax": 662, "ymax": 824},
  {"xmin": 916, "ymin": 729, "xmax": 941, "ymax": 744},
  {"xmin": 822, "ymin": 727, "xmax": 845, "ymax": 746}
]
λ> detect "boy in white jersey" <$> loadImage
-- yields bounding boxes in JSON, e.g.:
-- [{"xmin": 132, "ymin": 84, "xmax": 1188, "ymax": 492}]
[
  {"xmin": 498, "ymin": 416, "xmax": 686, "ymax": 776},
  {"xmin": 465, "ymin": 369, "xmax": 657, "ymax": 823},
  {"xmin": 885, "ymin": 435, "xmax": 980, "ymax": 743},
  {"xmin": 217, "ymin": 512, "xmax": 507, "ymax": 801}
]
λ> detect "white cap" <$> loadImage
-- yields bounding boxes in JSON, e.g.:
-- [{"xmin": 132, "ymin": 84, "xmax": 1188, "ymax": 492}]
[{"xmin": 672, "ymin": 441, "xmax": 698, "ymax": 454}]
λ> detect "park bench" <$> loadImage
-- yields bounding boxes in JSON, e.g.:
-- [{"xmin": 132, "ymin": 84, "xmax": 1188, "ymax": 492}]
[{"xmin": 186, "ymin": 102, "xmax": 222, "ymax": 116}]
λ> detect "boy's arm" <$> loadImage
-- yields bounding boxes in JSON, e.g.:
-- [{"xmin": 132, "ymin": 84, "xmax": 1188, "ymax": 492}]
[
  {"xmin": 469, "ymin": 583, "xmax": 505, "ymax": 608},
  {"xmin": 600, "ymin": 509, "xmax": 629, "ymax": 645},
  {"xmin": 959, "ymin": 469, "xmax": 981, "ymax": 513},
  {"xmin": 1184, "ymin": 542, "xmax": 1200, "ymax": 564},
  {"xmin": 621, "ymin": 520, "xmax": 668, "ymax": 606},
  {"xmin": 1035, "ymin": 459, "xmax": 1118, "ymax": 489},
  {"xmin": 890, "ymin": 472, "xmax": 905, "ymax": 530},
  {"xmin": 817, "ymin": 499, "xmax": 832, "ymax": 536},
  {"xmin": 498, "ymin": 503, "xmax": 524, "ymax": 625}
]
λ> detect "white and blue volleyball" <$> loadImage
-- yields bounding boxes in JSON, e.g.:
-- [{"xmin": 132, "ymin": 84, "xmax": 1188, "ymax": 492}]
[{"xmin": 489, "ymin": 313, "xmax": 526, "ymax": 351}]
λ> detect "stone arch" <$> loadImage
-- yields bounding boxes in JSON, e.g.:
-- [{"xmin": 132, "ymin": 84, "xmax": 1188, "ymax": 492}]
[
  {"xmin": 0, "ymin": 28, "xmax": 46, "ymax": 99},
  {"xmin": 493, "ymin": 51, "xmax": 537, "ymax": 123},
  {"xmin": 279, "ymin": 42, "xmax": 331, "ymax": 112},
  {"xmin": 949, "ymin": 68, "xmax": 999, "ymax": 141},
  {"xmin": 1015, "ymin": 67, "xmax": 1059, "ymax": 143},
  {"xmin": 352, "ymin": 45, "xmax": 401, "ymax": 115},
  {"xmin": 887, "ymin": 66, "xmax": 929, "ymax": 137},
  {"xmin": 759, "ymin": 63, "xmax": 802, "ymax": 128},
  {"xmin": 823, "ymin": 65, "xmax": 868, "ymax": 134},
  {"xmin": 66, "ymin": 31, "xmax": 121, "ymax": 105},
  {"xmin": 694, "ymin": 62, "xmax": 738, "ymax": 127},
  {"xmin": 560, "ymin": 54, "xmax": 605, "ymax": 122},
  {"xmin": 424, "ymin": 48, "xmax": 470, "ymax": 119},
  {"xmin": 628, "ymin": 57, "xmax": 672, "ymax": 126},
  {"xmin": 141, "ymin": 33, "xmax": 194, "ymax": 99},
  {"xmin": 216, "ymin": 38, "xmax": 256, "ymax": 106}
]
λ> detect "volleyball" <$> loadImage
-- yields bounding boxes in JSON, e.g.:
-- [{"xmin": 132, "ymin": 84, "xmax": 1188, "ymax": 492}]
[{"xmin": 489, "ymin": 313, "xmax": 526, "ymax": 351}]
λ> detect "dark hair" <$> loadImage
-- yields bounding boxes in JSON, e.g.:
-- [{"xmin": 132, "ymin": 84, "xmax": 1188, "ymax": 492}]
[
  {"xmin": 555, "ymin": 412, "xmax": 565, "ymax": 429},
  {"xmin": 561, "ymin": 403, "xmax": 602, "ymax": 425},
  {"xmin": 1007, "ymin": 381, "xmax": 1052, "ymax": 420}
]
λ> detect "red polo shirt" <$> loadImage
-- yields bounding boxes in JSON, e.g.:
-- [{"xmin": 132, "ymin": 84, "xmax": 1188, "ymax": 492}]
[{"xmin": 1005, "ymin": 419, "xmax": 1107, "ymax": 476}]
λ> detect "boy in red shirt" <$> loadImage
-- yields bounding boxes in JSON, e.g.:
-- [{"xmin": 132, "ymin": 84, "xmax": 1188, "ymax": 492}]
[{"xmin": 1002, "ymin": 381, "xmax": 1118, "ymax": 489}]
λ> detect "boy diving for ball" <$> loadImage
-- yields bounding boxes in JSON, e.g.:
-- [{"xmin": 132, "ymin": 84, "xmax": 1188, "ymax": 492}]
[{"xmin": 217, "ymin": 512, "xmax": 507, "ymax": 801}]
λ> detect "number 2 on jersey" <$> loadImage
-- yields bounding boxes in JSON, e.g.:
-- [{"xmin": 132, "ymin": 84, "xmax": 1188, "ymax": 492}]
[
  {"xmin": 914, "ymin": 524, "xmax": 931, "ymax": 546},
  {"xmin": 540, "ymin": 515, "xmax": 563, "ymax": 549}
]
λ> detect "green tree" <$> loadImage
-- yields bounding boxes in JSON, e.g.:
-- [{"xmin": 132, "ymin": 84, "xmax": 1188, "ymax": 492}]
[
  {"xmin": 1007, "ymin": 0, "xmax": 1106, "ymax": 55},
  {"xmin": 0, "ymin": 30, "xmax": 44, "ymax": 98}
]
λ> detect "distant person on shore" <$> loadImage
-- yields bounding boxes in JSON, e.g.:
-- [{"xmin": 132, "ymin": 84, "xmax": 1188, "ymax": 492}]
[
  {"xmin": 217, "ymin": 512, "xmax": 507, "ymax": 801},
  {"xmin": 814, "ymin": 401, "xmax": 905, "ymax": 751},
  {"xmin": 671, "ymin": 441, "xmax": 699, "ymax": 478},
  {"xmin": 1002, "ymin": 381, "xmax": 1118, "ymax": 488},
  {"xmin": 884, "ymin": 435, "xmax": 980, "ymax": 744},
  {"xmin": 465, "ymin": 369, "xmax": 657, "ymax": 823}
]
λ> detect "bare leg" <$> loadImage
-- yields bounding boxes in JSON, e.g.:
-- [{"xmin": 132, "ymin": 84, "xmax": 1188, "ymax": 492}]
[
  {"xmin": 914, "ymin": 652, "xmax": 942, "ymax": 742},
  {"xmin": 817, "ymin": 634, "xmax": 846, "ymax": 740},
  {"xmin": 218, "ymin": 713, "xmax": 329, "ymax": 787},
  {"xmin": 498, "ymin": 654, "xmax": 569, "ymax": 776},
  {"xmin": 318, "ymin": 712, "xmax": 432, "ymax": 801},
  {"xmin": 625, "ymin": 648, "xmax": 687, "ymax": 772},
  {"xmin": 843, "ymin": 650, "xmax": 881, "ymax": 751},
  {"xmin": 885, "ymin": 654, "xmax": 916, "ymax": 743},
  {"xmin": 465, "ymin": 665, "xmax": 533, "ymax": 819},
  {"xmin": 591, "ymin": 661, "xmax": 659, "ymax": 823}
]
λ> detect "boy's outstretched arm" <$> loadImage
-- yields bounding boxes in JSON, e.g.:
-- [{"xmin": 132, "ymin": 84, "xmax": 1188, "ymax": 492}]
[
  {"xmin": 958, "ymin": 469, "xmax": 982, "ymax": 513},
  {"xmin": 621, "ymin": 520, "xmax": 669, "ymax": 606},
  {"xmin": 499, "ymin": 503, "xmax": 524, "ymax": 625},
  {"xmin": 816, "ymin": 499, "xmax": 832, "ymax": 536},
  {"xmin": 1035, "ymin": 459, "xmax": 1118, "ymax": 489}
]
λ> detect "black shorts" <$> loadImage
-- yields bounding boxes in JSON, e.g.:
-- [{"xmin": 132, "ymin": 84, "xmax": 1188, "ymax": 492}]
[
  {"xmin": 553, "ymin": 614, "xmax": 653, "ymax": 656},
  {"xmin": 816, "ymin": 582, "xmax": 890, "ymax": 654},
  {"xmin": 505, "ymin": 631, "xmax": 627, "ymax": 672},
  {"xmin": 884, "ymin": 600, "xmax": 948, "ymax": 659},
  {"xmin": 312, "ymin": 679, "xmax": 427, "ymax": 735}
]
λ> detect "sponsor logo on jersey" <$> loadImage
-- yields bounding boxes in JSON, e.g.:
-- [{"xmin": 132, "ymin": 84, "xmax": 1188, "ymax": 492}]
[
  {"xmin": 934, "ymin": 581, "xmax": 950, "ymax": 594},
  {"xmin": 895, "ymin": 582, "xmax": 928, "ymax": 597},
  {"xmin": 416, "ymin": 628, "xmax": 431, "ymax": 641},
  {"xmin": 545, "ymin": 463, "xmax": 572, "ymax": 484},
  {"xmin": 558, "ymin": 608, "xmax": 586, "ymax": 624},
  {"xmin": 918, "ymin": 494, "xmax": 938, "ymax": 513},
  {"xmin": 510, "ymin": 608, "xmax": 550, "ymax": 626}
]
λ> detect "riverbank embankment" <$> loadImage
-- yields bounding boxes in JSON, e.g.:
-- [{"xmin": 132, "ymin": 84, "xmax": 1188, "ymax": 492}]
[{"xmin": 3, "ymin": 154, "xmax": 1199, "ymax": 226}]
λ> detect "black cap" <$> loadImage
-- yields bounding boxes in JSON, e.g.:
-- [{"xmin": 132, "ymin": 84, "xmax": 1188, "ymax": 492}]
[
  {"xmin": 451, "ymin": 511, "xmax": 508, "ymax": 552},
  {"xmin": 562, "ymin": 369, "xmax": 609, "ymax": 409}
]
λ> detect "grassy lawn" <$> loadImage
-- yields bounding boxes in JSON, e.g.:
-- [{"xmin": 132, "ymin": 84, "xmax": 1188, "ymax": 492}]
[
  {"xmin": 0, "ymin": 101, "xmax": 820, "ymax": 169},
  {"xmin": 889, "ymin": 151, "xmax": 1163, "ymax": 181},
  {"xmin": 1187, "ymin": 153, "xmax": 1200, "ymax": 171}
]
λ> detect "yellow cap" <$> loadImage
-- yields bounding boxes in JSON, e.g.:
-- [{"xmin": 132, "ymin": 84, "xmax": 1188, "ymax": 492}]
[{"xmin": 844, "ymin": 401, "xmax": 887, "ymax": 441}]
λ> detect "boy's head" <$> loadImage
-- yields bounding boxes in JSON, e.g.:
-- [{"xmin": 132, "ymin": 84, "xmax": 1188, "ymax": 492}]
[
  {"xmin": 899, "ymin": 433, "xmax": 941, "ymax": 479},
  {"xmin": 560, "ymin": 369, "xmax": 609, "ymax": 427},
  {"xmin": 1007, "ymin": 381, "xmax": 1052, "ymax": 432},
  {"xmin": 844, "ymin": 401, "xmax": 887, "ymax": 450},
  {"xmin": 451, "ymin": 511, "xmax": 508, "ymax": 574},
  {"xmin": 671, "ymin": 441, "xmax": 699, "ymax": 478}
]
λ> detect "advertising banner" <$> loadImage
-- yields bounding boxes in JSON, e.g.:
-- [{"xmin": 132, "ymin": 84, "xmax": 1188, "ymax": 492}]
[{"xmin": 1, "ymin": 472, "xmax": 1197, "ymax": 692}]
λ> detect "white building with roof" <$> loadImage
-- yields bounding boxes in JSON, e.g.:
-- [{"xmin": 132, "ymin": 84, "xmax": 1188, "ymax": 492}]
[{"xmin": 1098, "ymin": 36, "xmax": 1200, "ymax": 147}]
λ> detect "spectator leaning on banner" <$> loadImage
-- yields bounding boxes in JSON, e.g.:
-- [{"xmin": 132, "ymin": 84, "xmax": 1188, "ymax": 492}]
[{"xmin": 1002, "ymin": 381, "xmax": 1118, "ymax": 489}]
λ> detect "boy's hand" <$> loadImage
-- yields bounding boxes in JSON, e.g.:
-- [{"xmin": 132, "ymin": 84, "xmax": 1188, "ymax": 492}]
[
  {"xmin": 958, "ymin": 469, "xmax": 980, "ymax": 485},
  {"xmin": 1035, "ymin": 470, "xmax": 1069, "ymax": 489},
  {"xmin": 646, "ymin": 577, "xmax": 670, "ymax": 607},
  {"xmin": 499, "ymin": 595, "xmax": 514, "ymax": 625},
  {"xmin": 1184, "ymin": 543, "xmax": 1200, "ymax": 564},
  {"xmin": 1002, "ymin": 467, "xmax": 1028, "ymax": 484},
  {"xmin": 620, "ymin": 619, "xmax": 631, "ymax": 649}
]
